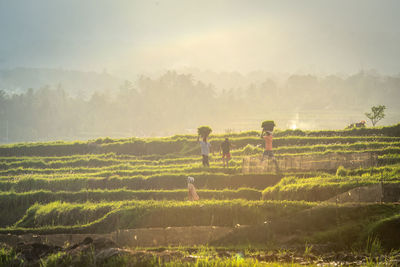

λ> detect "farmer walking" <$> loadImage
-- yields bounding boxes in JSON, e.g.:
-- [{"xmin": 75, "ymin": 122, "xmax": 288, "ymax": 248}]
[
  {"xmin": 261, "ymin": 129, "xmax": 280, "ymax": 172},
  {"xmin": 198, "ymin": 135, "xmax": 211, "ymax": 167},
  {"xmin": 220, "ymin": 138, "xmax": 232, "ymax": 168},
  {"xmin": 187, "ymin": 176, "xmax": 199, "ymax": 201}
]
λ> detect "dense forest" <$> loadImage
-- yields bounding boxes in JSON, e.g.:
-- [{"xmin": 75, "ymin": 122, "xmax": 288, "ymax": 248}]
[{"xmin": 0, "ymin": 70, "xmax": 400, "ymax": 142}]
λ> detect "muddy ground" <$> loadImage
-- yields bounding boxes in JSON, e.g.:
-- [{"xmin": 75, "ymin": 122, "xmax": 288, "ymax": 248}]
[{"xmin": 2, "ymin": 237, "xmax": 399, "ymax": 266}]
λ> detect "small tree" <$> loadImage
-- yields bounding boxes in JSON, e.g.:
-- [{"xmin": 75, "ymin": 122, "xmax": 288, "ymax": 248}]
[{"xmin": 365, "ymin": 105, "xmax": 386, "ymax": 127}]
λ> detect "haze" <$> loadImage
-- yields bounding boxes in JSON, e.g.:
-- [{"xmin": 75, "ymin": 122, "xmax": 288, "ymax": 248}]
[
  {"xmin": 1, "ymin": 0, "xmax": 400, "ymax": 75},
  {"xmin": 0, "ymin": 0, "xmax": 400, "ymax": 142}
]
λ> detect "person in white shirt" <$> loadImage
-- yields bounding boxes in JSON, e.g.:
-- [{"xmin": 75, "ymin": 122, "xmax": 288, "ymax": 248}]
[{"xmin": 197, "ymin": 135, "xmax": 211, "ymax": 167}]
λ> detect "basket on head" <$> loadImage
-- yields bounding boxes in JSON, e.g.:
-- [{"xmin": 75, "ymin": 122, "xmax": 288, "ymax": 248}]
[
  {"xmin": 197, "ymin": 126, "xmax": 212, "ymax": 139},
  {"xmin": 261, "ymin": 121, "xmax": 275, "ymax": 131}
]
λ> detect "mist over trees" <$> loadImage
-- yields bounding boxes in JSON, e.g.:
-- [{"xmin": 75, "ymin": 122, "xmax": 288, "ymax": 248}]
[
  {"xmin": 0, "ymin": 70, "xmax": 399, "ymax": 143},
  {"xmin": 0, "ymin": 68, "xmax": 123, "ymax": 97}
]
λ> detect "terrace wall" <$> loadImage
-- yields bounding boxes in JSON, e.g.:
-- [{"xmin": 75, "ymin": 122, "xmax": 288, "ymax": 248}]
[
  {"xmin": 242, "ymin": 152, "xmax": 377, "ymax": 173},
  {"xmin": 327, "ymin": 183, "xmax": 400, "ymax": 203},
  {"xmin": 0, "ymin": 226, "xmax": 234, "ymax": 247}
]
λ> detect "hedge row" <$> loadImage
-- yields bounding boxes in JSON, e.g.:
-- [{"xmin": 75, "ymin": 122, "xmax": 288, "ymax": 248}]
[
  {"xmin": 0, "ymin": 188, "xmax": 261, "ymax": 205},
  {"xmin": 262, "ymin": 174, "xmax": 400, "ymax": 202},
  {"xmin": 5, "ymin": 200, "xmax": 400, "ymax": 236},
  {"xmin": 0, "ymin": 174, "xmax": 282, "ymax": 192},
  {"xmin": 273, "ymin": 142, "xmax": 400, "ymax": 155},
  {"xmin": 378, "ymin": 154, "xmax": 400, "ymax": 165},
  {"xmin": 0, "ymin": 163, "xmax": 243, "ymax": 178},
  {"xmin": 1, "ymin": 124, "xmax": 399, "ymax": 157},
  {"xmin": 274, "ymin": 123, "xmax": 400, "ymax": 137},
  {"xmin": 0, "ymin": 188, "xmax": 262, "ymax": 228},
  {"xmin": 3, "ymin": 140, "xmax": 399, "ymax": 170},
  {"xmin": 0, "ymin": 139, "xmax": 191, "ymax": 157},
  {"xmin": 6, "ymin": 200, "xmax": 312, "ymax": 234},
  {"xmin": 273, "ymin": 136, "xmax": 400, "ymax": 147},
  {"xmin": 335, "ymin": 164, "xmax": 400, "ymax": 177},
  {"xmin": 0, "ymin": 135, "xmax": 395, "ymax": 157},
  {"xmin": 0, "ymin": 157, "xmax": 123, "ymax": 170},
  {"xmin": 263, "ymin": 181, "xmax": 358, "ymax": 202},
  {"xmin": 0, "ymin": 144, "xmax": 398, "ymax": 172}
]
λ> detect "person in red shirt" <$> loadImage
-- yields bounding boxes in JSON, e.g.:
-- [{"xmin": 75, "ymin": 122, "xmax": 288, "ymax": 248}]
[{"xmin": 261, "ymin": 130, "xmax": 280, "ymax": 172}]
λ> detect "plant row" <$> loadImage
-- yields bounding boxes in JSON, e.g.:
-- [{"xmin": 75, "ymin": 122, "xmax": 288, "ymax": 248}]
[
  {"xmin": 0, "ymin": 188, "xmax": 262, "ymax": 228},
  {"xmin": 262, "ymin": 170, "xmax": 400, "ymax": 202},
  {"xmin": 1, "ymin": 146, "xmax": 399, "ymax": 177},
  {"xmin": 2, "ymin": 132, "xmax": 400, "ymax": 157},
  {"xmin": 0, "ymin": 173, "xmax": 281, "ymax": 193},
  {"xmin": 7, "ymin": 199, "xmax": 313, "ymax": 233},
  {"xmin": 5, "ymin": 200, "xmax": 400, "ymax": 238}
]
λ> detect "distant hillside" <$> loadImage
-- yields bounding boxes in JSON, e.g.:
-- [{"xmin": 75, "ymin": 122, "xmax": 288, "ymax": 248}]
[{"xmin": 0, "ymin": 67, "xmax": 123, "ymax": 97}]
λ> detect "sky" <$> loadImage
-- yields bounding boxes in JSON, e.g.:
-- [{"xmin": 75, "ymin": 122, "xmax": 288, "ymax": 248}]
[{"xmin": 0, "ymin": 0, "xmax": 399, "ymax": 77}]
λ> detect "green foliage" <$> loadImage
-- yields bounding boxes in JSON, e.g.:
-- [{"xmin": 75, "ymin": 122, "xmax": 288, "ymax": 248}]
[
  {"xmin": 275, "ymin": 123, "xmax": 400, "ymax": 137},
  {"xmin": 275, "ymin": 129, "xmax": 306, "ymax": 137},
  {"xmin": 365, "ymin": 105, "xmax": 386, "ymax": 127},
  {"xmin": 37, "ymin": 249, "xmax": 317, "ymax": 267},
  {"xmin": 163, "ymin": 257, "xmax": 268, "ymax": 266},
  {"xmin": 3, "ymin": 200, "xmax": 313, "ymax": 234},
  {"xmin": 336, "ymin": 166, "xmax": 346, "ymax": 177},
  {"xmin": 364, "ymin": 214, "xmax": 400, "ymax": 250},
  {"xmin": 0, "ymin": 245, "xmax": 16, "ymax": 266},
  {"xmin": 1, "ymin": 123, "xmax": 400, "ymax": 254},
  {"xmin": 240, "ymin": 144, "xmax": 262, "ymax": 155},
  {"xmin": 0, "ymin": 188, "xmax": 262, "ymax": 226},
  {"xmin": 365, "ymin": 236, "xmax": 383, "ymax": 257},
  {"xmin": 0, "ymin": 173, "xmax": 279, "ymax": 193},
  {"xmin": 2, "ymin": 125, "xmax": 400, "ymax": 157},
  {"xmin": 379, "ymin": 153, "xmax": 400, "ymax": 165},
  {"xmin": 262, "ymin": 167, "xmax": 400, "ymax": 201}
]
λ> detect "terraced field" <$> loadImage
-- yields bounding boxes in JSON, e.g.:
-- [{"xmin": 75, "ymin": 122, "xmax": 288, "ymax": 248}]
[{"xmin": 1, "ymin": 124, "xmax": 400, "ymax": 266}]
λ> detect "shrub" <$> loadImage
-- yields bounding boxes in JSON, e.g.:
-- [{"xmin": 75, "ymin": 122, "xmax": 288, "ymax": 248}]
[
  {"xmin": 336, "ymin": 166, "xmax": 347, "ymax": 177},
  {"xmin": 241, "ymin": 144, "xmax": 262, "ymax": 155}
]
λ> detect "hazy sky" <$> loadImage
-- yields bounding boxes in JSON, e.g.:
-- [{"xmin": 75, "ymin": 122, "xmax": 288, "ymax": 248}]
[{"xmin": 1, "ymin": 0, "xmax": 399, "ymax": 76}]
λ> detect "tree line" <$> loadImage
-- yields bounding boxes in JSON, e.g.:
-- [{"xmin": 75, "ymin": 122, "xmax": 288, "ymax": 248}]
[{"xmin": 0, "ymin": 71, "xmax": 399, "ymax": 142}]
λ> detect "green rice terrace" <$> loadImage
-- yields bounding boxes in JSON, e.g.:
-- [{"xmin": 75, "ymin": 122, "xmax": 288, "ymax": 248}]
[{"xmin": 1, "ymin": 124, "xmax": 400, "ymax": 266}]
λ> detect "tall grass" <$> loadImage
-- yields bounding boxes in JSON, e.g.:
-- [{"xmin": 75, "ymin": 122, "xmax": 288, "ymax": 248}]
[
  {"xmin": 1, "ymin": 127, "xmax": 399, "ymax": 241},
  {"xmin": 262, "ymin": 167, "xmax": 400, "ymax": 201},
  {"xmin": 4, "ymin": 199, "xmax": 313, "ymax": 234},
  {"xmin": 1, "ymin": 130, "xmax": 400, "ymax": 157},
  {"xmin": 0, "ymin": 173, "xmax": 280, "ymax": 193}
]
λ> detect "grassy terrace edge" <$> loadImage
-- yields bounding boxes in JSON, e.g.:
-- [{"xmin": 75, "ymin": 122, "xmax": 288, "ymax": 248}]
[
  {"xmin": 1, "ymin": 201, "xmax": 399, "ymax": 252},
  {"xmin": 2, "ymin": 200, "xmax": 312, "ymax": 234},
  {"xmin": 0, "ymin": 123, "xmax": 399, "ymax": 157}
]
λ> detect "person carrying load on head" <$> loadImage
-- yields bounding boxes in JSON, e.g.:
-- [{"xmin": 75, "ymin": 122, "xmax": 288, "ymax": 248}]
[
  {"xmin": 197, "ymin": 135, "xmax": 211, "ymax": 167},
  {"xmin": 187, "ymin": 176, "xmax": 199, "ymax": 201},
  {"xmin": 261, "ymin": 130, "xmax": 280, "ymax": 173},
  {"xmin": 220, "ymin": 138, "xmax": 232, "ymax": 168}
]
